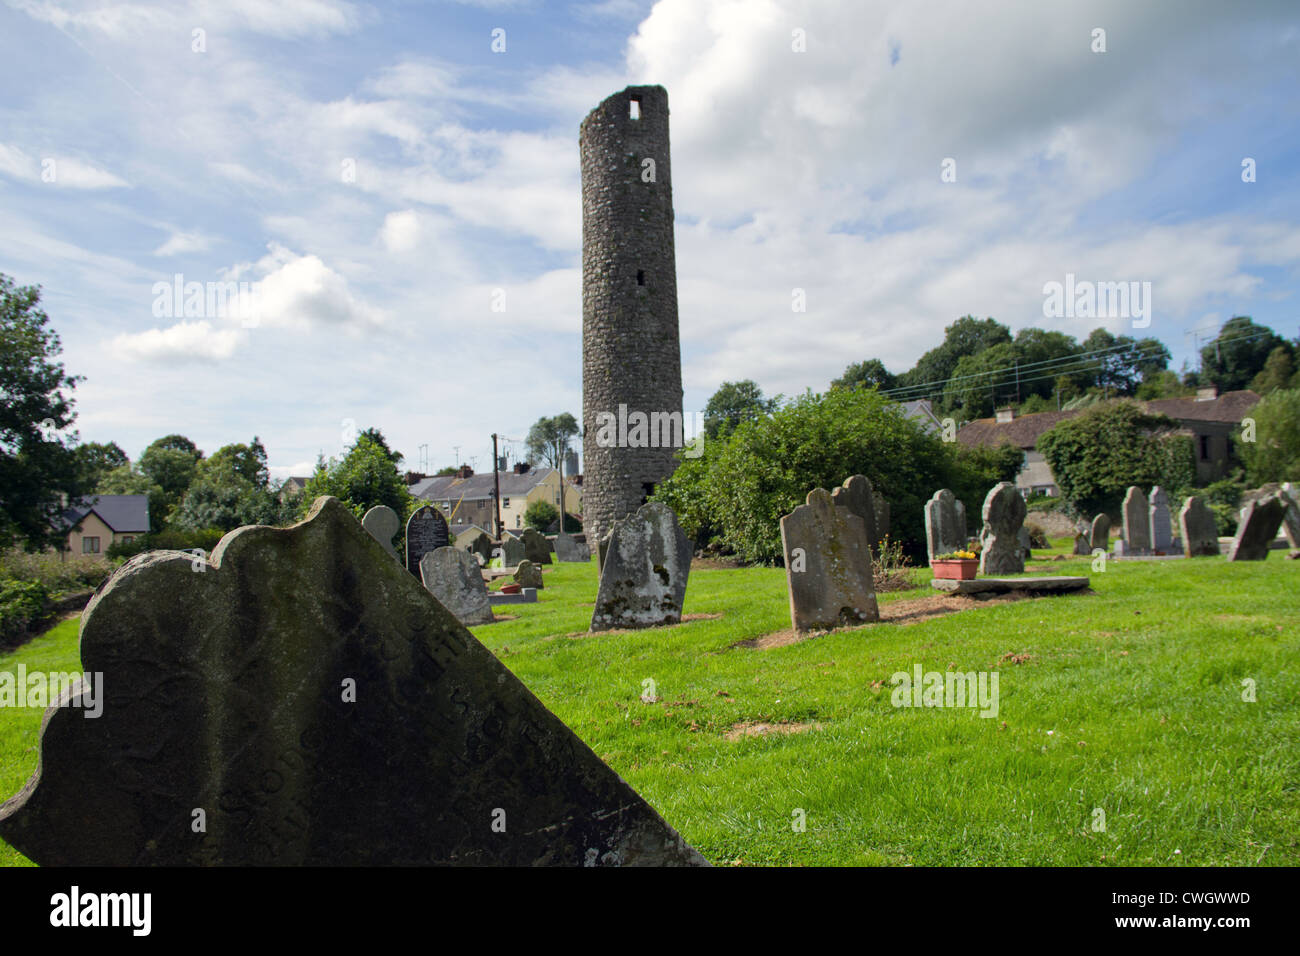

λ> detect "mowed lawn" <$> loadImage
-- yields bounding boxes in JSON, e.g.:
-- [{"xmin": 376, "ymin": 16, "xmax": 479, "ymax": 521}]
[{"xmin": 2, "ymin": 542, "xmax": 1297, "ymax": 867}]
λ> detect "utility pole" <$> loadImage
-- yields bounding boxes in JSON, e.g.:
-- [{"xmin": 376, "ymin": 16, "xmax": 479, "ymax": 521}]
[
  {"xmin": 491, "ymin": 433, "xmax": 502, "ymax": 538},
  {"xmin": 452, "ymin": 445, "xmax": 461, "ymax": 468},
  {"xmin": 556, "ymin": 436, "xmax": 567, "ymax": 535}
]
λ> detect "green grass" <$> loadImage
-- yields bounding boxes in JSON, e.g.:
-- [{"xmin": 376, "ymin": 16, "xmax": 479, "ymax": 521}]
[{"xmin": 2, "ymin": 547, "xmax": 1297, "ymax": 867}]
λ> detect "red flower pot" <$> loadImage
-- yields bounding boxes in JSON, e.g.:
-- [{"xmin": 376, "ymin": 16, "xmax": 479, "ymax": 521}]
[
  {"xmin": 932, "ymin": 558, "xmax": 978, "ymax": 580},
  {"xmin": 500, "ymin": 584, "xmax": 521, "ymax": 594}
]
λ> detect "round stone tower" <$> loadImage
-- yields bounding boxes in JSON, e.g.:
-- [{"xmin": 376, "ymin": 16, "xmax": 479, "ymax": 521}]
[{"xmin": 580, "ymin": 84, "xmax": 684, "ymax": 545}]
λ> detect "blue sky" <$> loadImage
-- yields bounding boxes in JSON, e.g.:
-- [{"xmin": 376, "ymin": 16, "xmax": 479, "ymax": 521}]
[{"xmin": 2, "ymin": 0, "xmax": 1298, "ymax": 479}]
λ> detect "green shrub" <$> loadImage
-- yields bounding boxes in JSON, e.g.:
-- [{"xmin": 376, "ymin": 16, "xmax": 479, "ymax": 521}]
[
  {"xmin": 0, "ymin": 579, "xmax": 50, "ymax": 646},
  {"xmin": 0, "ymin": 549, "xmax": 111, "ymax": 593},
  {"xmin": 106, "ymin": 527, "xmax": 225, "ymax": 560},
  {"xmin": 523, "ymin": 500, "xmax": 559, "ymax": 532},
  {"xmin": 1201, "ymin": 479, "xmax": 1246, "ymax": 537}
]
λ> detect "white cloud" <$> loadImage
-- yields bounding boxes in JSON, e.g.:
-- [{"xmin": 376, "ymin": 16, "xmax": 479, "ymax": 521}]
[
  {"xmin": 378, "ymin": 210, "xmax": 420, "ymax": 253},
  {"xmin": 108, "ymin": 320, "xmax": 246, "ymax": 362},
  {"xmin": 153, "ymin": 231, "xmax": 212, "ymax": 256},
  {"xmin": 0, "ymin": 145, "xmax": 127, "ymax": 188}
]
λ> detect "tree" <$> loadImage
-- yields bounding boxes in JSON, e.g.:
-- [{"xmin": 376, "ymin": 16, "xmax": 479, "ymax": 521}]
[
  {"xmin": 1081, "ymin": 328, "xmax": 1169, "ymax": 394},
  {"xmin": 702, "ymin": 380, "xmax": 777, "ymax": 440},
  {"xmin": 1249, "ymin": 346, "xmax": 1298, "ymax": 395},
  {"xmin": 357, "ymin": 427, "xmax": 403, "ymax": 468},
  {"xmin": 172, "ymin": 440, "xmax": 293, "ymax": 533},
  {"xmin": 1239, "ymin": 387, "xmax": 1300, "ymax": 483},
  {"xmin": 1037, "ymin": 401, "xmax": 1182, "ymax": 517},
  {"xmin": 73, "ymin": 441, "xmax": 128, "ymax": 489},
  {"xmin": 831, "ymin": 360, "xmax": 896, "ymax": 393},
  {"xmin": 523, "ymin": 500, "xmax": 559, "ymax": 532},
  {"xmin": 139, "ymin": 437, "xmax": 202, "ymax": 528},
  {"xmin": 204, "ymin": 437, "xmax": 269, "ymax": 488},
  {"xmin": 897, "ymin": 316, "xmax": 1013, "ymax": 399},
  {"xmin": 526, "ymin": 412, "xmax": 580, "ymax": 528},
  {"xmin": 298, "ymin": 436, "xmax": 413, "ymax": 522},
  {"xmin": 0, "ymin": 274, "xmax": 88, "ymax": 551},
  {"xmin": 1200, "ymin": 316, "xmax": 1292, "ymax": 392}
]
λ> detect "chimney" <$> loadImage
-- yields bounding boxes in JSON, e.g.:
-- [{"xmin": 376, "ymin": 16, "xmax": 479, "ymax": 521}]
[
  {"xmin": 456, "ymin": 464, "xmax": 473, "ymax": 478},
  {"xmin": 1196, "ymin": 385, "xmax": 1218, "ymax": 402},
  {"xmin": 513, "ymin": 462, "xmax": 530, "ymax": 475},
  {"xmin": 995, "ymin": 406, "xmax": 1015, "ymax": 424}
]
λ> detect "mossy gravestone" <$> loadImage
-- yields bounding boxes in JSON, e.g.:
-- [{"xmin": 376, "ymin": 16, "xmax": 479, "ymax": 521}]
[
  {"xmin": 1179, "ymin": 496, "xmax": 1220, "ymax": 557},
  {"xmin": 979, "ymin": 482, "xmax": 1027, "ymax": 575},
  {"xmin": 832, "ymin": 474, "xmax": 880, "ymax": 562},
  {"xmin": 780, "ymin": 487, "xmax": 879, "ymax": 632},
  {"xmin": 590, "ymin": 502, "xmax": 692, "ymax": 632},
  {"xmin": 405, "ymin": 505, "xmax": 449, "ymax": 577},
  {"xmin": 1227, "ymin": 494, "xmax": 1287, "ymax": 561},
  {"xmin": 1122, "ymin": 486, "xmax": 1150, "ymax": 554},
  {"xmin": 0, "ymin": 497, "xmax": 706, "ymax": 866},
  {"xmin": 521, "ymin": 528, "xmax": 553, "ymax": 566},
  {"xmin": 419, "ymin": 547, "xmax": 495, "ymax": 627}
]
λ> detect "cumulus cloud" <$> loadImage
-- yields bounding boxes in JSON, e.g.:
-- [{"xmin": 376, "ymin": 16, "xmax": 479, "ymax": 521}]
[
  {"xmin": 153, "ymin": 231, "xmax": 212, "ymax": 256},
  {"xmin": 108, "ymin": 320, "xmax": 245, "ymax": 362}
]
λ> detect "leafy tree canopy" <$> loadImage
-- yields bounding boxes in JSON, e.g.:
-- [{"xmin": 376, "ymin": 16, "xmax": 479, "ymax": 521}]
[
  {"xmin": 702, "ymin": 380, "xmax": 777, "ymax": 441},
  {"xmin": 1240, "ymin": 387, "xmax": 1300, "ymax": 484},
  {"xmin": 1200, "ymin": 316, "xmax": 1292, "ymax": 393},
  {"xmin": 526, "ymin": 413, "xmax": 580, "ymax": 469}
]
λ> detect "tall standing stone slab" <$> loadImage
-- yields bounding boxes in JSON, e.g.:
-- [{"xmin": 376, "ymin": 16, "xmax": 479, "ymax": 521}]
[
  {"xmin": 1227, "ymin": 494, "xmax": 1287, "ymax": 561},
  {"xmin": 1179, "ymin": 496, "xmax": 1220, "ymax": 557},
  {"xmin": 406, "ymin": 505, "xmax": 450, "ymax": 577},
  {"xmin": 467, "ymin": 532, "xmax": 494, "ymax": 565},
  {"xmin": 780, "ymin": 488, "xmax": 879, "ymax": 632},
  {"xmin": 979, "ymin": 482, "xmax": 1027, "ymax": 575},
  {"xmin": 590, "ymin": 502, "xmax": 692, "ymax": 632},
  {"xmin": 923, "ymin": 488, "xmax": 964, "ymax": 565},
  {"xmin": 362, "ymin": 505, "xmax": 400, "ymax": 562},
  {"xmin": 832, "ymin": 474, "xmax": 880, "ymax": 561},
  {"xmin": 1149, "ymin": 486, "xmax": 1174, "ymax": 553},
  {"xmin": 1123, "ymin": 486, "xmax": 1150, "ymax": 554},
  {"xmin": 1073, "ymin": 531, "xmax": 1091, "ymax": 555},
  {"xmin": 554, "ymin": 534, "xmax": 590, "ymax": 563},
  {"xmin": 420, "ymin": 547, "xmax": 495, "ymax": 627},
  {"xmin": 521, "ymin": 527, "xmax": 553, "ymax": 565},
  {"xmin": 1090, "ymin": 513, "xmax": 1111, "ymax": 552},
  {"xmin": 1281, "ymin": 483, "xmax": 1300, "ymax": 549},
  {"xmin": 498, "ymin": 536, "xmax": 526, "ymax": 567},
  {"xmin": 0, "ymin": 497, "xmax": 706, "ymax": 866}
]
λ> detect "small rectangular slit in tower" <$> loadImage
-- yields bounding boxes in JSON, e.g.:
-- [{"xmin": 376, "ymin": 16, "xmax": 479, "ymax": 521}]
[
  {"xmin": 629, "ymin": 97, "xmax": 641, "ymax": 120},
  {"xmin": 636, "ymin": 270, "xmax": 645, "ymax": 286}
]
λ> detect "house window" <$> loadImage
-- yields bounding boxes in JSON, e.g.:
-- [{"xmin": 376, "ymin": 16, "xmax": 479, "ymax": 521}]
[
  {"xmin": 502, "ymin": 497, "xmax": 511, "ymax": 508},
  {"xmin": 121, "ymin": 536, "xmax": 134, "ymax": 545},
  {"xmin": 515, "ymin": 515, "xmax": 521, "ymax": 528},
  {"xmin": 1199, "ymin": 435, "xmax": 1210, "ymax": 461},
  {"xmin": 82, "ymin": 537, "xmax": 100, "ymax": 554}
]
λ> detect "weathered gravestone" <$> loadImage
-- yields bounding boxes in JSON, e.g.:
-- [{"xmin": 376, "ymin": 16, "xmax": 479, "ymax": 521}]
[
  {"xmin": 420, "ymin": 547, "xmax": 495, "ymax": 627},
  {"xmin": 1281, "ymin": 483, "xmax": 1300, "ymax": 549},
  {"xmin": 514, "ymin": 560, "xmax": 544, "ymax": 589},
  {"xmin": 1073, "ymin": 531, "xmax": 1091, "ymax": 555},
  {"xmin": 1149, "ymin": 486, "xmax": 1174, "ymax": 553},
  {"xmin": 979, "ymin": 482, "xmax": 1027, "ymax": 575},
  {"xmin": 1090, "ymin": 513, "xmax": 1111, "ymax": 552},
  {"xmin": 1179, "ymin": 496, "xmax": 1219, "ymax": 557},
  {"xmin": 1017, "ymin": 526, "xmax": 1032, "ymax": 560},
  {"xmin": 554, "ymin": 534, "xmax": 590, "ymax": 563},
  {"xmin": 0, "ymin": 497, "xmax": 706, "ymax": 866},
  {"xmin": 953, "ymin": 498, "xmax": 967, "ymax": 546},
  {"xmin": 780, "ymin": 487, "xmax": 879, "ymax": 632},
  {"xmin": 362, "ymin": 505, "xmax": 400, "ymax": 562},
  {"xmin": 590, "ymin": 502, "xmax": 692, "ymax": 632},
  {"xmin": 1122, "ymin": 486, "xmax": 1150, "ymax": 554},
  {"xmin": 467, "ymin": 532, "xmax": 494, "ymax": 566},
  {"xmin": 521, "ymin": 528, "xmax": 553, "ymax": 566},
  {"xmin": 596, "ymin": 531, "xmax": 612, "ymax": 578},
  {"xmin": 924, "ymin": 489, "xmax": 965, "ymax": 565},
  {"xmin": 498, "ymin": 536, "xmax": 526, "ymax": 567},
  {"xmin": 832, "ymin": 474, "xmax": 880, "ymax": 562},
  {"xmin": 406, "ymin": 505, "xmax": 450, "ymax": 577},
  {"xmin": 1227, "ymin": 494, "xmax": 1288, "ymax": 561}
]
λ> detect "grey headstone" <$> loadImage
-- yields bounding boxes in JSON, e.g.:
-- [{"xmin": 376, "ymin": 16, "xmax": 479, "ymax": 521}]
[
  {"xmin": 979, "ymin": 482, "xmax": 1027, "ymax": 575},
  {"xmin": 521, "ymin": 528, "xmax": 553, "ymax": 565},
  {"xmin": 590, "ymin": 502, "xmax": 692, "ymax": 632},
  {"xmin": 924, "ymin": 488, "xmax": 964, "ymax": 565},
  {"xmin": 554, "ymin": 533, "xmax": 590, "ymax": 563},
  {"xmin": 420, "ymin": 546, "xmax": 495, "ymax": 626},
  {"xmin": 405, "ymin": 505, "xmax": 450, "ymax": 577},
  {"xmin": 1227, "ymin": 494, "xmax": 1287, "ymax": 561},
  {"xmin": 1114, "ymin": 538, "xmax": 1126, "ymax": 558},
  {"xmin": 832, "ymin": 474, "xmax": 880, "ymax": 562},
  {"xmin": 1017, "ymin": 525, "xmax": 1032, "ymax": 559},
  {"xmin": 513, "ymin": 560, "xmax": 544, "ymax": 589},
  {"xmin": 953, "ymin": 498, "xmax": 967, "ymax": 544},
  {"xmin": 1180, "ymin": 496, "xmax": 1218, "ymax": 557},
  {"xmin": 1122, "ymin": 486, "xmax": 1150, "ymax": 554},
  {"xmin": 1281, "ymin": 484, "xmax": 1300, "ymax": 549},
  {"xmin": 467, "ymin": 532, "xmax": 494, "ymax": 565},
  {"xmin": 0, "ymin": 497, "xmax": 707, "ymax": 866},
  {"xmin": 1149, "ymin": 486, "xmax": 1174, "ymax": 552},
  {"xmin": 500, "ymin": 537, "xmax": 526, "ymax": 567},
  {"xmin": 1073, "ymin": 532, "xmax": 1091, "ymax": 555},
  {"xmin": 596, "ymin": 532, "xmax": 612, "ymax": 578},
  {"xmin": 1090, "ymin": 513, "xmax": 1111, "ymax": 552},
  {"xmin": 780, "ymin": 487, "xmax": 879, "ymax": 632},
  {"xmin": 362, "ymin": 505, "xmax": 400, "ymax": 561}
]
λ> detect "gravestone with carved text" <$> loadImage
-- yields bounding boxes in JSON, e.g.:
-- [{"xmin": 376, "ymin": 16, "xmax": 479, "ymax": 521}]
[{"xmin": 405, "ymin": 506, "xmax": 450, "ymax": 577}]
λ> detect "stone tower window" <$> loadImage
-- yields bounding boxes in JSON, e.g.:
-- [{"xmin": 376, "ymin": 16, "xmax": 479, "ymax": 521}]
[
  {"xmin": 629, "ymin": 96, "xmax": 641, "ymax": 120},
  {"xmin": 637, "ymin": 270, "xmax": 645, "ymax": 286}
]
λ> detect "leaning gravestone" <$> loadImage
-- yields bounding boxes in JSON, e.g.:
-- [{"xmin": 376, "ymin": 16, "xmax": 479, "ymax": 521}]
[
  {"xmin": 1090, "ymin": 513, "xmax": 1111, "ymax": 552},
  {"xmin": 833, "ymin": 474, "xmax": 880, "ymax": 561},
  {"xmin": 590, "ymin": 502, "xmax": 692, "ymax": 632},
  {"xmin": 420, "ymin": 547, "xmax": 495, "ymax": 626},
  {"xmin": 1123, "ymin": 486, "xmax": 1150, "ymax": 554},
  {"xmin": 979, "ymin": 482, "xmax": 1027, "ymax": 575},
  {"xmin": 467, "ymin": 532, "xmax": 494, "ymax": 565},
  {"xmin": 362, "ymin": 505, "xmax": 401, "ymax": 562},
  {"xmin": 0, "ymin": 497, "xmax": 706, "ymax": 866},
  {"xmin": 514, "ymin": 560, "xmax": 544, "ymax": 589},
  {"xmin": 1149, "ymin": 486, "xmax": 1174, "ymax": 553},
  {"xmin": 1281, "ymin": 483, "xmax": 1300, "ymax": 549},
  {"xmin": 554, "ymin": 534, "xmax": 590, "ymax": 563},
  {"xmin": 521, "ymin": 528, "xmax": 553, "ymax": 566},
  {"xmin": 1227, "ymin": 494, "xmax": 1287, "ymax": 561},
  {"xmin": 923, "ymin": 488, "xmax": 964, "ymax": 565},
  {"xmin": 780, "ymin": 488, "xmax": 879, "ymax": 631},
  {"xmin": 406, "ymin": 505, "xmax": 450, "ymax": 577},
  {"xmin": 1179, "ymin": 496, "xmax": 1219, "ymax": 557}
]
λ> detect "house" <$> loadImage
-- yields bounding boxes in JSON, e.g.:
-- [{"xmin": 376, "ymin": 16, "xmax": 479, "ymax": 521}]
[
  {"xmin": 279, "ymin": 476, "xmax": 310, "ymax": 501},
  {"xmin": 58, "ymin": 495, "xmax": 150, "ymax": 559},
  {"xmin": 900, "ymin": 399, "xmax": 944, "ymax": 435},
  {"xmin": 956, "ymin": 389, "xmax": 1260, "ymax": 495},
  {"xmin": 410, "ymin": 464, "xmax": 583, "ymax": 534}
]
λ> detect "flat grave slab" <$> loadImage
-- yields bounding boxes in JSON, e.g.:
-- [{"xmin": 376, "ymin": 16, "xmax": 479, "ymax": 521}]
[
  {"xmin": 931, "ymin": 575, "xmax": 1090, "ymax": 595},
  {"xmin": 489, "ymin": 588, "xmax": 539, "ymax": 605}
]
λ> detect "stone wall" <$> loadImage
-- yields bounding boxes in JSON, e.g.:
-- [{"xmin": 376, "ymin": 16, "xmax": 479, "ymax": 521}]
[{"xmin": 580, "ymin": 85, "xmax": 683, "ymax": 543}]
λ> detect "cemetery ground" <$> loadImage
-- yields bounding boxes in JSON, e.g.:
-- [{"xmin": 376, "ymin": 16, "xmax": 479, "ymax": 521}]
[{"xmin": 1, "ymin": 540, "xmax": 1296, "ymax": 868}]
